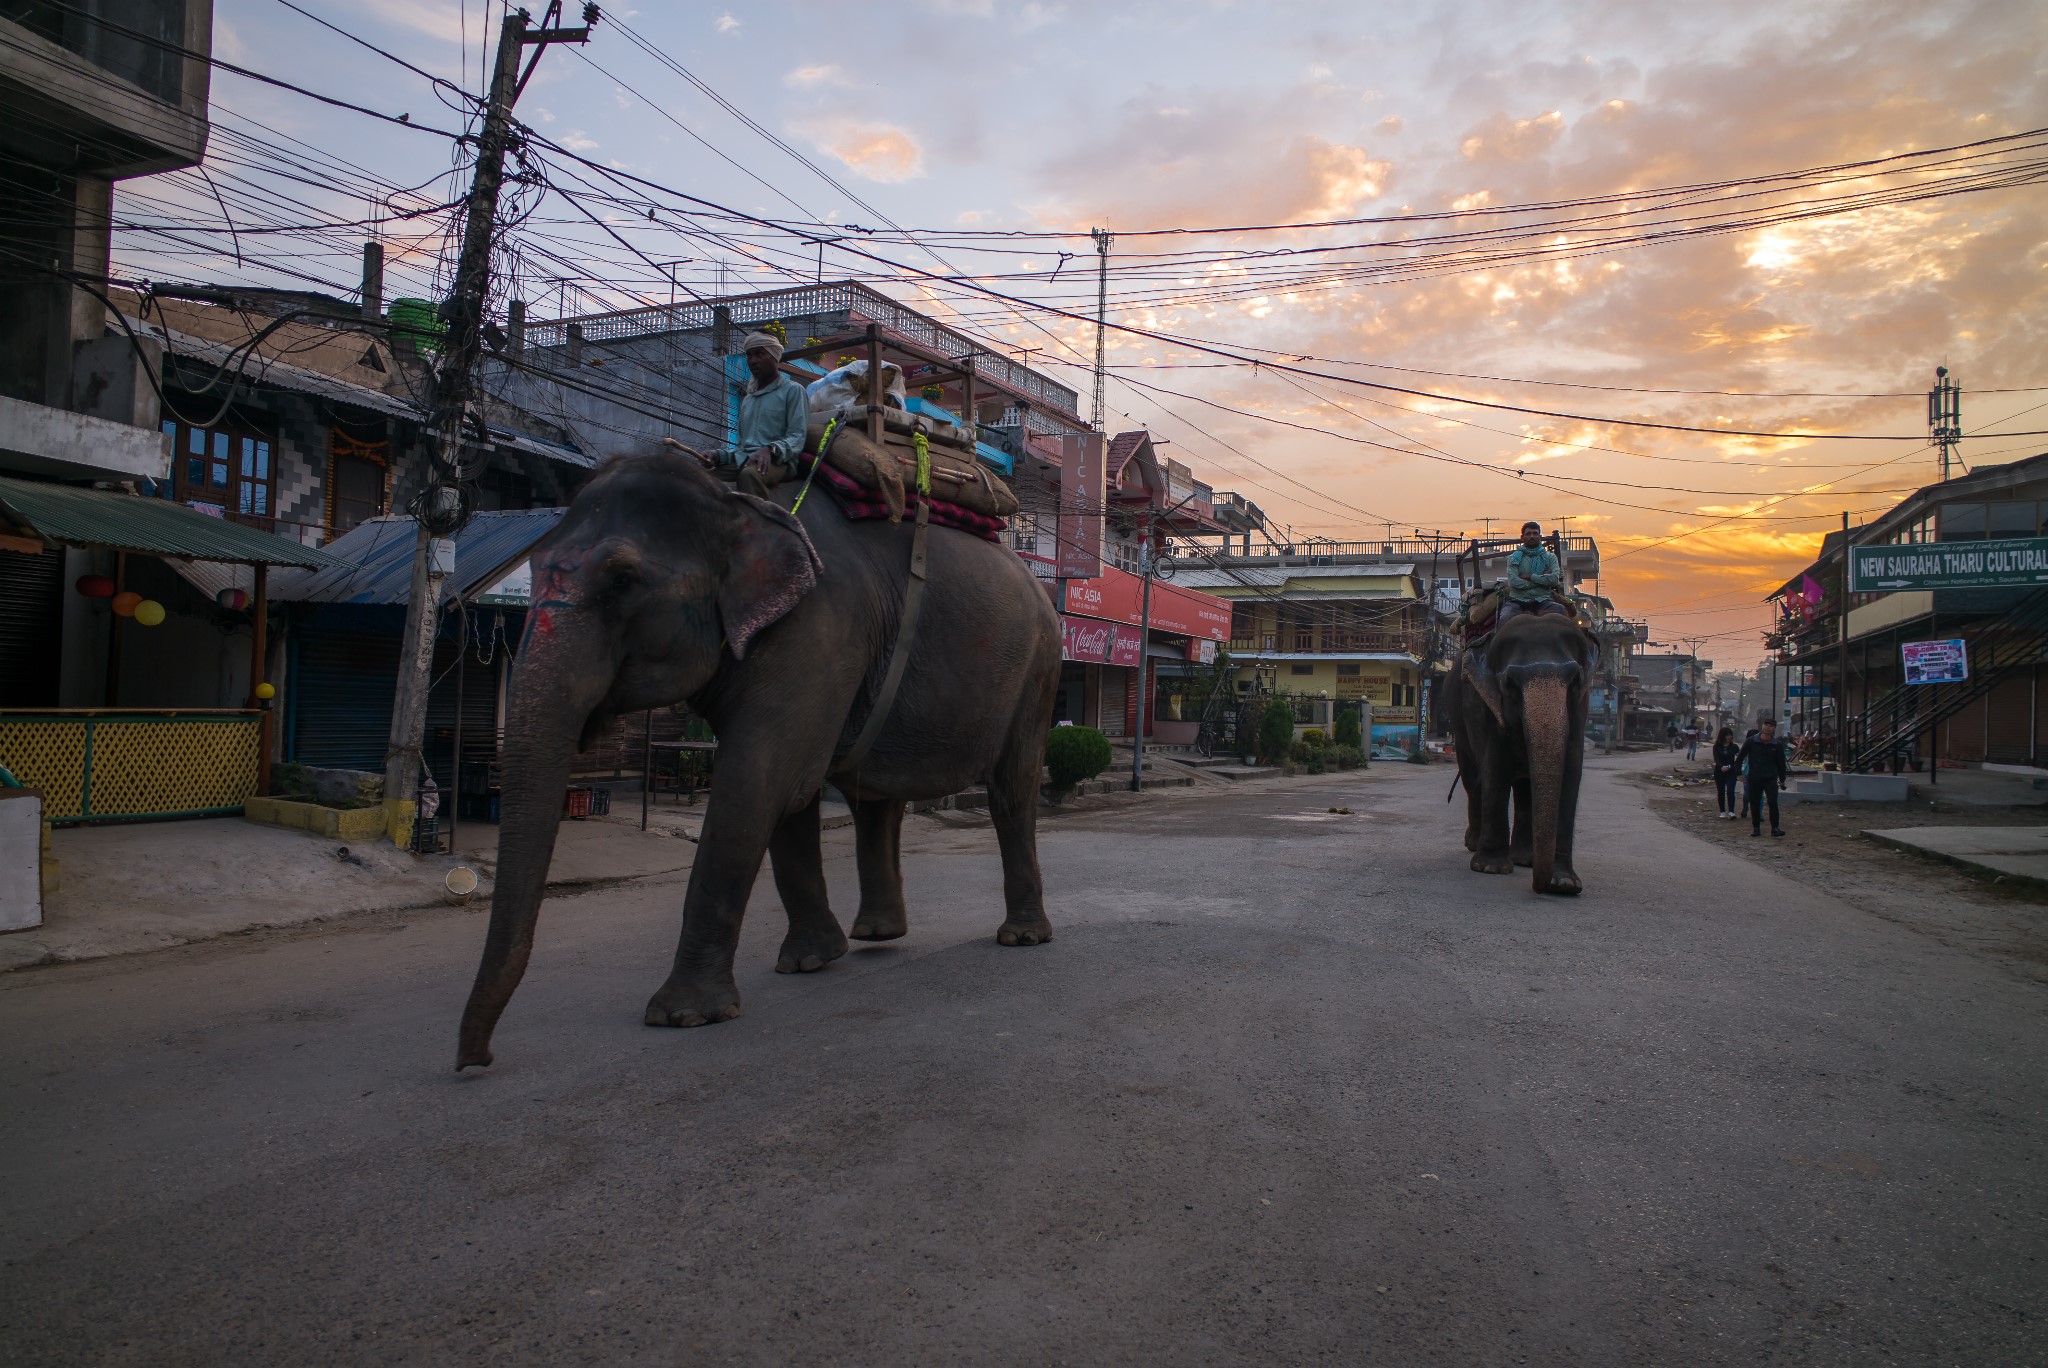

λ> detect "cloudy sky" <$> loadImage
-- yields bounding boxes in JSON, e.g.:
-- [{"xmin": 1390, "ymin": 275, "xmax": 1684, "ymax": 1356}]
[{"xmin": 167, "ymin": 0, "xmax": 2048, "ymax": 666}]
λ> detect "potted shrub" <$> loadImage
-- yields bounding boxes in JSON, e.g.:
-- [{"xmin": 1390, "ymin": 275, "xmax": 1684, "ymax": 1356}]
[{"xmin": 1045, "ymin": 725, "xmax": 1112, "ymax": 802}]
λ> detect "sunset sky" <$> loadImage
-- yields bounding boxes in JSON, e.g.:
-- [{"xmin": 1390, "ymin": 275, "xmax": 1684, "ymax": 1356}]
[{"xmin": 147, "ymin": 0, "xmax": 2048, "ymax": 668}]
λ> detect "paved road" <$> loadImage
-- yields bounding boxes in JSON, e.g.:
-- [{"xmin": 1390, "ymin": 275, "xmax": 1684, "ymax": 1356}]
[{"xmin": 3, "ymin": 756, "xmax": 2043, "ymax": 1364}]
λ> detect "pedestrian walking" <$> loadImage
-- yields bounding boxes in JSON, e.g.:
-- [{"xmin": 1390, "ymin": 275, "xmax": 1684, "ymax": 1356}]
[
  {"xmin": 1685, "ymin": 721, "xmax": 1702, "ymax": 761},
  {"xmin": 1712, "ymin": 726, "xmax": 1740, "ymax": 818},
  {"xmin": 1666, "ymin": 720, "xmax": 1679, "ymax": 750},
  {"xmin": 1738, "ymin": 725, "xmax": 1760, "ymax": 820},
  {"xmin": 1737, "ymin": 720, "xmax": 1790, "ymax": 837}
]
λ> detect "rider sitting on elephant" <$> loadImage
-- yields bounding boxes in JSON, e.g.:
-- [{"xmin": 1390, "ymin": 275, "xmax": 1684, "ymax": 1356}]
[
  {"xmin": 1500, "ymin": 520, "xmax": 1568, "ymax": 624},
  {"xmin": 701, "ymin": 330, "xmax": 808, "ymax": 495}
]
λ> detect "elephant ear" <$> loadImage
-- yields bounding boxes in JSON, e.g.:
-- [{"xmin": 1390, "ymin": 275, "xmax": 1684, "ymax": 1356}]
[
  {"xmin": 1465, "ymin": 646, "xmax": 1506, "ymax": 727},
  {"xmin": 718, "ymin": 492, "xmax": 823, "ymax": 659}
]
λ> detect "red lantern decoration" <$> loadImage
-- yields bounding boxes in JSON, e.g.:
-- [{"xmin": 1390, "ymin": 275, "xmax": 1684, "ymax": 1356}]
[
  {"xmin": 111, "ymin": 591, "xmax": 141, "ymax": 617},
  {"xmin": 216, "ymin": 587, "xmax": 250, "ymax": 612},
  {"xmin": 76, "ymin": 575, "xmax": 114, "ymax": 598}
]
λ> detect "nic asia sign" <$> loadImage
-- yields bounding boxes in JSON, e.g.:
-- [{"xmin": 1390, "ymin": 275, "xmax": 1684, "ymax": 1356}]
[{"xmin": 1849, "ymin": 537, "xmax": 2048, "ymax": 592}]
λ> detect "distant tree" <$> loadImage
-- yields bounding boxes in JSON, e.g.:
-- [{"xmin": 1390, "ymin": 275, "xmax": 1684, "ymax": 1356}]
[
  {"xmin": 1333, "ymin": 704, "xmax": 1362, "ymax": 749},
  {"xmin": 1257, "ymin": 700, "xmax": 1295, "ymax": 766}
]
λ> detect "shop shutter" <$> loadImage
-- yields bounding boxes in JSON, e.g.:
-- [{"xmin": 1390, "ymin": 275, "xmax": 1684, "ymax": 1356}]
[
  {"xmin": 292, "ymin": 628, "xmax": 400, "ymax": 771},
  {"xmin": 0, "ymin": 546, "xmax": 63, "ymax": 707},
  {"xmin": 1099, "ymin": 667, "xmax": 1127, "ymax": 738},
  {"xmin": 1984, "ymin": 670, "xmax": 2033, "ymax": 765}
]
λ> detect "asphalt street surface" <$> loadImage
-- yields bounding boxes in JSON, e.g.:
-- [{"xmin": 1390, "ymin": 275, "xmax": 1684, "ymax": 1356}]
[{"xmin": 3, "ymin": 754, "xmax": 2043, "ymax": 1365}]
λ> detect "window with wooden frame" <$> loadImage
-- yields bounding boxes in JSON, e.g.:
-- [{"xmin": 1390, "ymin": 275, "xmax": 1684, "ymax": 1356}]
[
  {"xmin": 158, "ymin": 410, "xmax": 277, "ymax": 525},
  {"xmin": 327, "ymin": 429, "xmax": 391, "ymax": 536}
]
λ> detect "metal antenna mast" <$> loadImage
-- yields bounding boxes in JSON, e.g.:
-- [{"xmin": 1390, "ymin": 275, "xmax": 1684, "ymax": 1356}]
[
  {"xmin": 1929, "ymin": 365, "xmax": 1962, "ymax": 481},
  {"xmin": 1090, "ymin": 227, "xmax": 1113, "ymax": 430}
]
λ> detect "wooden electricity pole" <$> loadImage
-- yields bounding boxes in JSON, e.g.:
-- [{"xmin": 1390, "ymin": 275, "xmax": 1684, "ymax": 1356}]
[{"xmin": 383, "ymin": 4, "xmax": 591, "ymax": 845}]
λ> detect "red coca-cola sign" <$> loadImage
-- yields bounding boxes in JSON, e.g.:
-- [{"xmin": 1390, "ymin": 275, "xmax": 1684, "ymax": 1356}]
[{"xmin": 1061, "ymin": 616, "xmax": 1142, "ymax": 666}]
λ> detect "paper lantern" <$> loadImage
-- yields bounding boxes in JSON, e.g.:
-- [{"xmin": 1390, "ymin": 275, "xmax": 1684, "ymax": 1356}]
[
  {"xmin": 111, "ymin": 591, "xmax": 141, "ymax": 617},
  {"xmin": 216, "ymin": 587, "xmax": 249, "ymax": 612},
  {"xmin": 133, "ymin": 599, "xmax": 165, "ymax": 627},
  {"xmin": 254, "ymin": 682, "xmax": 276, "ymax": 700},
  {"xmin": 76, "ymin": 574, "xmax": 114, "ymax": 598}
]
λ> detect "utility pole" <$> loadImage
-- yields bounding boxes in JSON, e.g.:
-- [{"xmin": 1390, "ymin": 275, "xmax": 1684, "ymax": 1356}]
[
  {"xmin": 1929, "ymin": 365, "xmax": 1962, "ymax": 483},
  {"xmin": 382, "ymin": 3, "xmax": 593, "ymax": 846},
  {"xmin": 1837, "ymin": 509, "xmax": 1852, "ymax": 770},
  {"xmin": 1090, "ymin": 227, "xmax": 1113, "ymax": 430}
]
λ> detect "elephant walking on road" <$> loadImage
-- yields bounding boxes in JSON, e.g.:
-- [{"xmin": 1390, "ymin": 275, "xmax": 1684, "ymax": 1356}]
[
  {"xmin": 457, "ymin": 449, "xmax": 1063, "ymax": 1070},
  {"xmin": 1446, "ymin": 613, "xmax": 1598, "ymax": 895}
]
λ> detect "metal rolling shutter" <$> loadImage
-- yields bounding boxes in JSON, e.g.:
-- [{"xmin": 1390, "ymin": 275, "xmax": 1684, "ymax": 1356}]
[
  {"xmin": 1098, "ymin": 667, "xmax": 1127, "ymax": 738},
  {"xmin": 0, "ymin": 547, "xmax": 65, "ymax": 707},
  {"xmin": 292, "ymin": 628, "xmax": 400, "ymax": 771},
  {"xmin": 1984, "ymin": 670, "xmax": 2034, "ymax": 766}
]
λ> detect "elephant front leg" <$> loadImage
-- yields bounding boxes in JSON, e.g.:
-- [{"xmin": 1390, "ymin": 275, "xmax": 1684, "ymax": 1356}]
[
  {"xmin": 1470, "ymin": 745, "xmax": 1516, "ymax": 877},
  {"xmin": 769, "ymin": 794, "xmax": 849, "ymax": 973},
  {"xmin": 849, "ymin": 797, "xmax": 909, "ymax": 941},
  {"xmin": 1509, "ymin": 773, "xmax": 1534, "ymax": 869},
  {"xmin": 644, "ymin": 786, "xmax": 779, "ymax": 1028}
]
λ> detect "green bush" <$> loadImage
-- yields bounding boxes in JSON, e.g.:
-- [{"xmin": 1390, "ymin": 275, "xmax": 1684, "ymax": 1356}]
[
  {"xmin": 1333, "ymin": 706, "xmax": 1362, "ymax": 749},
  {"xmin": 1299, "ymin": 727, "xmax": 1328, "ymax": 749},
  {"xmin": 1332, "ymin": 744, "xmax": 1364, "ymax": 770},
  {"xmin": 1256, "ymin": 700, "xmax": 1295, "ymax": 765},
  {"xmin": 1306, "ymin": 753, "xmax": 1328, "ymax": 774},
  {"xmin": 1406, "ymin": 745, "xmax": 1428, "ymax": 764},
  {"xmin": 1045, "ymin": 725, "xmax": 1112, "ymax": 796}
]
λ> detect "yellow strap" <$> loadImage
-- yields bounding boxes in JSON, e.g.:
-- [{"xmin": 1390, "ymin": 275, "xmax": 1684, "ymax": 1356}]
[
  {"xmin": 913, "ymin": 431, "xmax": 931, "ymax": 496},
  {"xmin": 792, "ymin": 417, "xmax": 836, "ymax": 514}
]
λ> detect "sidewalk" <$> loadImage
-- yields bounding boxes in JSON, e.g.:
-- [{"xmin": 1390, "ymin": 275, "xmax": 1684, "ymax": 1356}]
[
  {"xmin": 1862, "ymin": 826, "xmax": 2048, "ymax": 890},
  {"xmin": 1, "ymin": 810, "xmax": 701, "ymax": 973}
]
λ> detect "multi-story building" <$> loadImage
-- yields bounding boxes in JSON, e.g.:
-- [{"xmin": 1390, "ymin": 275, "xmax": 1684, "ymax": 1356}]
[{"xmin": 1768, "ymin": 450, "xmax": 2048, "ymax": 769}]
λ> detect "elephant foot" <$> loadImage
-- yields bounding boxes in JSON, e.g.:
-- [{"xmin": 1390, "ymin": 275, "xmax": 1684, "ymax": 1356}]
[
  {"xmin": 643, "ymin": 975, "xmax": 742, "ymax": 1028},
  {"xmin": 1511, "ymin": 847, "xmax": 1533, "ymax": 868},
  {"xmin": 1471, "ymin": 852, "xmax": 1515, "ymax": 876},
  {"xmin": 775, "ymin": 921, "xmax": 849, "ymax": 974},
  {"xmin": 996, "ymin": 914, "xmax": 1053, "ymax": 947},
  {"xmin": 1463, "ymin": 826, "xmax": 1478, "ymax": 853},
  {"xmin": 849, "ymin": 906, "xmax": 908, "ymax": 941},
  {"xmin": 1536, "ymin": 867, "xmax": 1583, "ymax": 896}
]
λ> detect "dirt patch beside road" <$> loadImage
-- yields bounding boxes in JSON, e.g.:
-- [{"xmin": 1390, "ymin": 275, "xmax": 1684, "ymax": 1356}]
[{"xmin": 1630, "ymin": 764, "xmax": 2048, "ymax": 985}]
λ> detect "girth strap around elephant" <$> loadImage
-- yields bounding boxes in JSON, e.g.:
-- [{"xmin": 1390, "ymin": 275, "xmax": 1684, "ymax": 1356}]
[{"xmin": 835, "ymin": 498, "xmax": 931, "ymax": 775}]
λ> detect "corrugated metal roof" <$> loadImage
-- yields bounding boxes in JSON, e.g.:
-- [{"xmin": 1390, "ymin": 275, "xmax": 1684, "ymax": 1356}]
[
  {"xmin": 162, "ymin": 328, "xmax": 425, "ymax": 422},
  {"xmin": 159, "ymin": 328, "xmax": 591, "ymax": 467},
  {"xmin": 268, "ymin": 508, "xmax": 563, "ymax": 605},
  {"xmin": 0, "ymin": 475, "xmax": 353, "ymax": 567}
]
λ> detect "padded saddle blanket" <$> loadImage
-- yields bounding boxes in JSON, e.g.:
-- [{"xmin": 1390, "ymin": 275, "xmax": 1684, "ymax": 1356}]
[
  {"xmin": 799, "ymin": 457, "xmax": 1008, "ymax": 543},
  {"xmin": 803, "ymin": 416, "xmax": 1019, "ymax": 524}
]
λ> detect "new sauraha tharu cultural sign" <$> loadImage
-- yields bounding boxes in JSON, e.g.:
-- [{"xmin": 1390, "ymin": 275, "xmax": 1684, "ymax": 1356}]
[{"xmin": 1849, "ymin": 536, "xmax": 2048, "ymax": 593}]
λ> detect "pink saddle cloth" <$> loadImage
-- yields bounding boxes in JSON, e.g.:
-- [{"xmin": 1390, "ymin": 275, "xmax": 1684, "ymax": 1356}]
[{"xmin": 798, "ymin": 456, "xmax": 1009, "ymax": 543}]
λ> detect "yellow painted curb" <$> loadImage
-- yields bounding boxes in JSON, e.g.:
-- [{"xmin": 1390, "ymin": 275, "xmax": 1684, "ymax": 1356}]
[{"xmin": 245, "ymin": 795, "xmax": 389, "ymax": 842}]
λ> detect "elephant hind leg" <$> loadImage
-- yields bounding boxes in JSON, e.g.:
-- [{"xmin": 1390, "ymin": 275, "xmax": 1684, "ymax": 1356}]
[
  {"xmin": 769, "ymin": 794, "xmax": 848, "ymax": 974},
  {"xmin": 987, "ymin": 708, "xmax": 1053, "ymax": 949},
  {"xmin": 849, "ymin": 797, "xmax": 909, "ymax": 941}
]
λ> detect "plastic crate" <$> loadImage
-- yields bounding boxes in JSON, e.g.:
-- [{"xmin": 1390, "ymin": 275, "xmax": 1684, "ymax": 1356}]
[{"xmin": 564, "ymin": 786, "xmax": 593, "ymax": 819}]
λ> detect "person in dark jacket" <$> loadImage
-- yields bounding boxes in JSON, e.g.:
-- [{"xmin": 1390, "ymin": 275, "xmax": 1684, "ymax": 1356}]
[
  {"xmin": 1737, "ymin": 726, "xmax": 1760, "ymax": 819},
  {"xmin": 1712, "ymin": 726, "xmax": 1740, "ymax": 818},
  {"xmin": 1737, "ymin": 719, "xmax": 1790, "ymax": 836}
]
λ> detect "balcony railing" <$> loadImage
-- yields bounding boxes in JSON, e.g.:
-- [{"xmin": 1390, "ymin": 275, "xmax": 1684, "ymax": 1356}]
[{"xmin": 1229, "ymin": 631, "xmax": 1429, "ymax": 658}]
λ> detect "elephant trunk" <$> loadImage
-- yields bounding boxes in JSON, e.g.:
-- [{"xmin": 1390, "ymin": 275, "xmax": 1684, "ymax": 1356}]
[
  {"xmin": 456, "ymin": 615, "xmax": 608, "ymax": 1071},
  {"xmin": 1521, "ymin": 675, "xmax": 1569, "ymax": 893}
]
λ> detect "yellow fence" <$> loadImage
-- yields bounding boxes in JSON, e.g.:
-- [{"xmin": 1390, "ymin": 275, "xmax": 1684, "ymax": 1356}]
[{"xmin": 0, "ymin": 711, "xmax": 263, "ymax": 824}]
